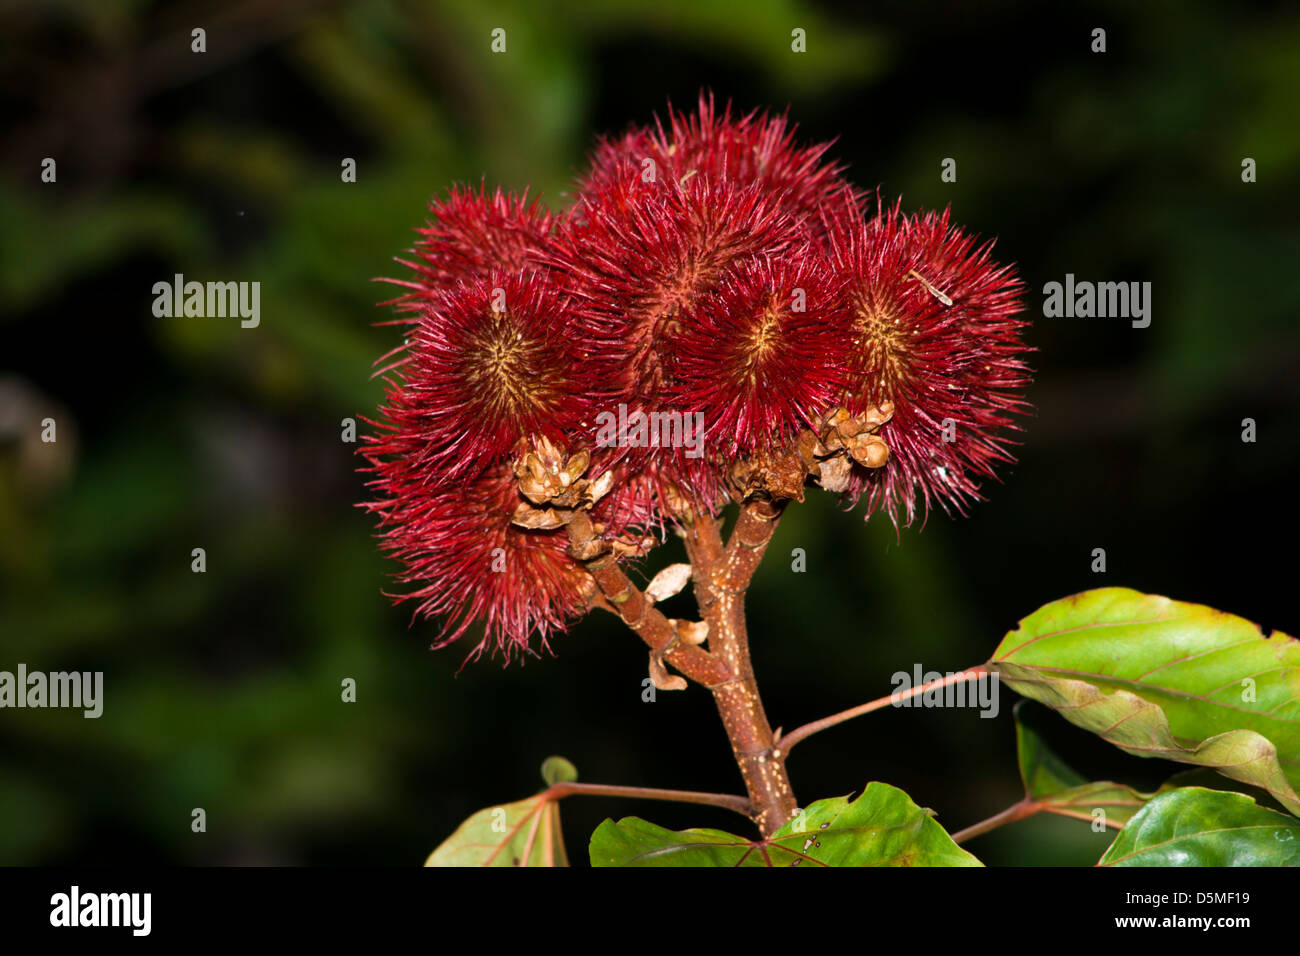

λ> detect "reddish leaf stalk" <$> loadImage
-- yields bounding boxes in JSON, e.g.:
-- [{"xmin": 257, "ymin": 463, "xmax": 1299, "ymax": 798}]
[
  {"xmin": 544, "ymin": 781, "xmax": 751, "ymax": 818},
  {"xmin": 778, "ymin": 665, "xmax": 991, "ymax": 756},
  {"xmin": 949, "ymin": 797, "xmax": 1041, "ymax": 844}
]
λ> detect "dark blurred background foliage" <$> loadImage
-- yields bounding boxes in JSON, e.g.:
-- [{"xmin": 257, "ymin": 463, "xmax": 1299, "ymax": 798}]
[{"xmin": 1, "ymin": 0, "xmax": 1297, "ymax": 865}]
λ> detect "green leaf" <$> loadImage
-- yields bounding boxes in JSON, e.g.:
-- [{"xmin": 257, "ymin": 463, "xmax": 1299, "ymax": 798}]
[
  {"xmin": 1014, "ymin": 702, "xmax": 1152, "ymax": 827},
  {"xmin": 1158, "ymin": 767, "xmax": 1290, "ymax": 811},
  {"xmin": 589, "ymin": 782, "xmax": 981, "ymax": 867},
  {"xmin": 1099, "ymin": 787, "xmax": 1300, "ymax": 866},
  {"xmin": 589, "ymin": 818, "xmax": 763, "ymax": 867},
  {"xmin": 1016, "ymin": 702, "xmax": 1088, "ymax": 796},
  {"xmin": 991, "ymin": 588, "xmax": 1300, "ymax": 815},
  {"xmin": 426, "ymin": 759, "xmax": 577, "ymax": 866}
]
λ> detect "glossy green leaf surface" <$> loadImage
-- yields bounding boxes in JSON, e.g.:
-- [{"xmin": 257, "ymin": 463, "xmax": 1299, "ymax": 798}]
[
  {"xmin": 589, "ymin": 782, "xmax": 980, "ymax": 867},
  {"xmin": 1099, "ymin": 787, "xmax": 1300, "ymax": 866}
]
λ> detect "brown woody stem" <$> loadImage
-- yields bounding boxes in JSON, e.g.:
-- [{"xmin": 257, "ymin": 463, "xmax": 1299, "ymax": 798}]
[
  {"xmin": 684, "ymin": 499, "xmax": 798, "ymax": 838},
  {"xmin": 568, "ymin": 499, "xmax": 797, "ymax": 837},
  {"xmin": 567, "ymin": 512, "xmax": 731, "ymax": 687},
  {"xmin": 555, "ymin": 419, "xmax": 900, "ymax": 839}
]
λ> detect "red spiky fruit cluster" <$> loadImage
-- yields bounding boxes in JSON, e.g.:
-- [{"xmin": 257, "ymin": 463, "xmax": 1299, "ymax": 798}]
[{"xmin": 362, "ymin": 93, "xmax": 1032, "ymax": 663}]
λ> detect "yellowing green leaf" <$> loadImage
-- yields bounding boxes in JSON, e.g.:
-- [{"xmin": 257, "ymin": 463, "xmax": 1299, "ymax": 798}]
[
  {"xmin": 426, "ymin": 756, "xmax": 577, "ymax": 866},
  {"xmin": 1016, "ymin": 703, "xmax": 1152, "ymax": 827},
  {"xmin": 991, "ymin": 589, "xmax": 1300, "ymax": 815},
  {"xmin": 426, "ymin": 793, "xmax": 568, "ymax": 867}
]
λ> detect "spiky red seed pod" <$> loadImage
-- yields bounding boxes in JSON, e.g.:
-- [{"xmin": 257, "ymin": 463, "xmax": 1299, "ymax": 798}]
[
  {"xmin": 575, "ymin": 126, "xmax": 657, "ymax": 211},
  {"xmin": 829, "ymin": 199, "xmax": 1032, "ymax": 525},
  {"xmin": 556, "ymin": 175, "xmax": 807, "ymax": 353},
  {"xmin": 363, "ymin": 460, "xmax": 595, "ymax": 662},
  {"xmin": 587, "ymin": 454, "xmax": 665, "ymax": 539},
  {"xmin": 365, "ymin": 270, "xmax": 604, "ymax": 485},
  {"xmin": 381, "ymin": 183, "xmax": 553, "ymax": 317},
  {"xmin": 652, "ymin": 92, "xmax": 864, "ymax": 232},
  {"xmin": 548, "ymin": 174, "xmax": 807, "ymax": 503},
  {"xmin": 665, "ymin": 252, "xmax": 848, "ymax": 458},
  {"xmin": 363, "ymin": 446, "xmax": 661, "ymax": 660},
  {"xmin": 576, "ymin": 92, "xmax": 863, "ymax": 240},
  {"xmin": 556, "ymin": 94, "xmax": 864, "ymax": 505}
]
